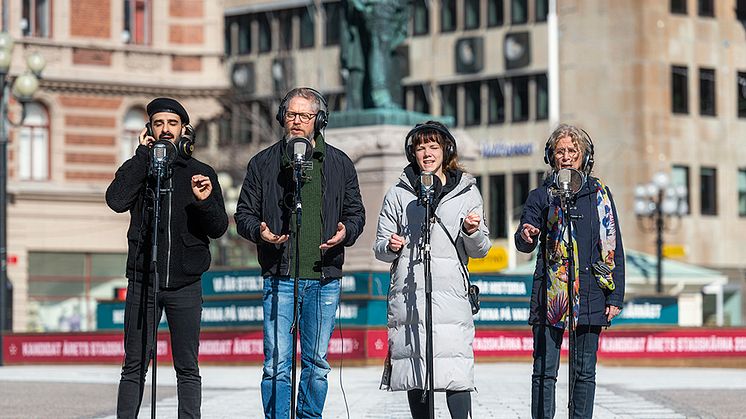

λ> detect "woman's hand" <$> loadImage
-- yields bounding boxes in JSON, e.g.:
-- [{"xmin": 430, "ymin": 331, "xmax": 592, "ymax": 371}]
[{"xmin": 388, "ymin": 233, "xmax": 406, "ymax": 252}]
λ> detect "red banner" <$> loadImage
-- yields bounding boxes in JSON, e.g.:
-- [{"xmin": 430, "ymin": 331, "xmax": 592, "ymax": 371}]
[{"xmin": 4, "ymin": 328, "xmax": 746, "ymax": 364}]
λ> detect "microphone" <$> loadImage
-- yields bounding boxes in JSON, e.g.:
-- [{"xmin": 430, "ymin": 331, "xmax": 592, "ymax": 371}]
[
  {"xmin": 149, "ymin": 139, "xmax": 177, "ymax": 178},
  {"xmin": 418, "ymin": 171, "xmax": 442, "ymax": 206},
  {"xmin": 285, "ymin": 137, "xmax": 313, "ymax": 164},
  {"xmin": 551, "ymin": 168, "xmax": 584, "ymax": 198}
]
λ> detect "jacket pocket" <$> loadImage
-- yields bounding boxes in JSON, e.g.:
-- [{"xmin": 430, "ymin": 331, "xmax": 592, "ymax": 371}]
[{"xmin": 181, "ymin": 232, "xmax": 211, "ymax": 276}]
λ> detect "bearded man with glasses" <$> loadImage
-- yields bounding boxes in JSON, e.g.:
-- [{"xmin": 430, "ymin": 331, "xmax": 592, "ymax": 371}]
[{"xmin": 235, "ymin": 87, "xmax": 365, "ymax": 418}]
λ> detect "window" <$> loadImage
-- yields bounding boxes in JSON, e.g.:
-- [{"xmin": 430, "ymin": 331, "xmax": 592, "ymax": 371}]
[
  {"xmin": 465, "ymin": 0, "xmax": 480, "ymax": 30},
  {"xmin": 488, "ymin": 0, "xmax": 504, "ymax": 27},
  {"xmin": 738, "ymin": 0, "xmax": 746, "ymax": 21},
  {"xmin": 512, "ymin": 76, "xmax": 529, "ymax": 122},
  {"xmin": 28, "ymin": 252, "xmax": 127, "ymax": 332},
  {"xmin": 672, "ymin": 165, "xmax": 690, "ymax": 215},
  {"xmin": 698, "ymin": 0, "xmax": 714, "ymax": 17},
  {"xmin": 225, "ymin": 14, "xmax": 251, "ymax": 56},
  {"xmin": 21, "ymin": 0, "xmax": 51, "ymax": 38},
  {"xmin": 123, "ymin": 0, "xmax": 150, "ymax": 44},
  {"xmin": 299, "ymin": 7, "xmax": 315, "ymax": 49},
  {"xmin": 699, "ymin": 68, "xmax": 716, "ymax": 116},
  {"xmin": 536, "ymin": 73, "xmax": 549, "ymax": 120},
  {"xmin": 672, "ymin": 65, "xmax": 689, "ymax": 114},
  {"xmin": 512, "ymin": 172, "xmax": 530, "ymax": 220},
  {"xmin": 412, "ymin": 0, "xmax": 430, "ymax": 35},
  {"xmin": 700, "ymin": 167, "xmax": 717, "ymax": 215},
  {"xmin": 407, "ymin": 84, "xmax": 430, "ymax": 114},
  {"xmin": 464, "ymin": 81, "xmax": 481, "ymax": 126},
  {"xmin": 440, "ymin": 84, "xmax": 458, "ymax": 126},
  {"xmin": 511, "ymin": 0, "xmax": 528, "ymax": 24},
  {"xmin": 441, "ymin": 0, "xmax": 457, "ymax": 32},
  {"xmin": 536, "ymin": 170, "xmax": 546, "ymax": 188},
  {"xmin": 739, "ymin": 169, "xmax": 746, "ymax": 217},
  {"xmin": 18, "ymin": 102, "xmax": 49, "ymax": 181},
  {"xmin": 325, "ymin": 2, "xmax": 341, "ymax": 45},
  {"xmin": 489, "ymin": 174, "xmax": 507, "ymax": 238},
  {"xmin": 279, "ymin": 11, "xmax": 293, "ymax": 51},
  {"xmin": 257, "ymin": 13, "xmax": 272, "ymax": 53},
  {"xmin": 536, "ymin": 0, "xmax": 549, "ymax": 22},
  {"xmin": 671, "ymin": 0, "xmax": 687, "ymax": 14},
  {"xmin": 739, "ymin": 72, "xmax": 746, "ymax": 118},
  {"xmin": 488, "ymin": 79, "xmax": 505, "ymax": 124},
  {"xmin": 121, "ymin": 108, "xmax": 147, "ymax": 163}
]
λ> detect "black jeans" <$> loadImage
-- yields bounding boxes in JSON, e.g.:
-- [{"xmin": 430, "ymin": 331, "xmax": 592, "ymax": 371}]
[
  {"xmin": 531, "ymin": 324, "xmax": 601, "ymax": 419},
  {"xmin": 117, "ymin": 279, "xmax": 203, "ymax": 419},
  {"xmin": 407, "ymin": 389, "xmax": 472, "ymax": 419}
]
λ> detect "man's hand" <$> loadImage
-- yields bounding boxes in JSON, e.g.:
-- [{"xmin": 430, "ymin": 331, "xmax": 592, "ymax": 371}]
[
  {"xmin": 462, "ymin": 212, "xmax": 481, "ymax": 235},
  {"xmin": 139, "ymin": 127, "xmax": 155, "ymax": 147},
  {"xmin": 260, "ymin": 222, "xmax": 289, "ymax": 244},
  {"xmin": 320, "ymin": 222, "xmax": 346, "ymax": 250},
  {"xmin": 191, "ymin": 175, "xmax": 213, "ymax": 201},
  {"xmin": 520, "ymin": 223, "xmax": 541, "ymax": 244},
  {"xmin": 388, "ymin": 233, "xmax": 406, "ymax": 252},
  {"xmin": 606, "ymin": 305, "xmax": 621, "ymax": 322}
]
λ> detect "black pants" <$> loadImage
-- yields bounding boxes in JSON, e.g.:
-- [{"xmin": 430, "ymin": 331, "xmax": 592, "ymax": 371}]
[
  {"xmin": 407, "ymin": 389, "xmax": 471, "ymax": 419},
  {"xmin": 117, "ymin": 279, "xmax": 203, "ymax": 419}
]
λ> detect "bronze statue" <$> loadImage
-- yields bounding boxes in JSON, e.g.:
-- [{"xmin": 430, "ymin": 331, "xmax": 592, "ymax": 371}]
[{"xmin": 341, "ymin": 0, "xmax": 410, "ymax": 110}]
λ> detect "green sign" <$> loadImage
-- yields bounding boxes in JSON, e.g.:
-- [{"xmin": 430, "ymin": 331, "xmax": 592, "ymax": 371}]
[
  {"xmin": 615, "ymin": 297, "xmax": 678, "ymax": 325},
  {"xmin": 470, "ymin": 275, "xmax": 533, "ymax": 298}
]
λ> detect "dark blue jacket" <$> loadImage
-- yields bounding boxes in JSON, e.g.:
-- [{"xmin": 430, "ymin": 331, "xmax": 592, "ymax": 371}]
[
  {"xmin": 514, "ymin": 176, "xmax": 625, "ymax": 326},
  {"xmin": 234, "ymin": 136, "xmax": 365, "ymax": 279}
]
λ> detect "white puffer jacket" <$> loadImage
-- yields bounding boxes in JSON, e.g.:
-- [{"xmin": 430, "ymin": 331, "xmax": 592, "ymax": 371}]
[{"xmin": 374, "ymin": 170, "xmax": 491, "ymax": 391}]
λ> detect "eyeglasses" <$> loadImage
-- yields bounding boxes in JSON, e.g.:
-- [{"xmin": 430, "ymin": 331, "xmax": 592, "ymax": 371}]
[
  {"xmin": 285, "ymin": 111, "xmax": 317, "ymax": 123},
  {"xmin": 554, "ymin": 148, "xmax": 580, "ymax": 158}
]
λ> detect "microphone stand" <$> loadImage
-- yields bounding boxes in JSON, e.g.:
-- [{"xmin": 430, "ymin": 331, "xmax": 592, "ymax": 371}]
[
  {"xmin": 148, "ymin": 160, "xmax": 168, "ymax": 419},
  {"xmin": 289, "ymin": 155, "xmax": 303, "ymax": 419},
  {"xmin": 421, "ymin": 188, "xmax": 435, "ymax": 419},
  {"xmin": 560, "ymin": 190, "xmax": 577, "ymax": 418}
]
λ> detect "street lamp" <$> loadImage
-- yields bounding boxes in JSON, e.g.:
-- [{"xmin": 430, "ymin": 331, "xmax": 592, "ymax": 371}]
[
  {"xmin": 0, "ymin": 31, "xmax": 45, "ymax": 366},
  {"xmin": 633, "ymin": 171, "xmax": 688, "ymax": 294}
]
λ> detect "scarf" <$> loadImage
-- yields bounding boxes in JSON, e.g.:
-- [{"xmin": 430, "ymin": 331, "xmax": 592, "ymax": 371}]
[{"xmin": 545, "ymin": 178, "xmax": 617, "ymax": 329}]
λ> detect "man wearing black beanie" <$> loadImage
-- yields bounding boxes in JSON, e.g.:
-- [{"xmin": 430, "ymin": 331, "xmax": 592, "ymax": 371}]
[{"xmin": 106, "ymin": 97, "xmax": 228, "ymax": 418}]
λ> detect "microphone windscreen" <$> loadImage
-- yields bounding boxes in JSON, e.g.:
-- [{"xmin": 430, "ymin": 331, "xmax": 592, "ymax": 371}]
[
  {"xmin": 420, "ymin": 171, "xmax": 434, "ymax": 190},
  {"xmin": 293, "ymin": 139, "xmax": 307, "ymax": 157}
]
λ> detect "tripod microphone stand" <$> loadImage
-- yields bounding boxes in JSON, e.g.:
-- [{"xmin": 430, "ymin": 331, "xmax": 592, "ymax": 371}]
[
  {"xmin": 418, "ymin": 172, "xmax": 437, "ymax": 419},
  {"xmin": 146, "ymin": 140, "xmax": 174, "ymax": 419},
  {"xmin": 287, "ymin": 137, "xmax": 311, "ymax": 419},
  {"xmin": 554, "ymin": 167, "xmax": 583, "ymax": 419}
]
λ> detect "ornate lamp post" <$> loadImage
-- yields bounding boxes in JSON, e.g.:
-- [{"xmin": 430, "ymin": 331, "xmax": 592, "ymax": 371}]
[
  {"xmin": 0, "ymin": 31, "xmax": 46, "ymax": 365},
  {"xmin": 633, "ymin": 171, "xmax": 688, "ymax": 294}
]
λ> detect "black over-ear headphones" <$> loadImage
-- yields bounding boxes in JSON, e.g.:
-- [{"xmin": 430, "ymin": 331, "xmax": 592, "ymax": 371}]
[
  {"xmin": 275, "ymin": 87, "xmax": 329, "ymax": 135},
  {"xmin": 404, "ymin": 122, "xmax": 457, "ymax": 165},
  {"xmin": 177, "ymin": 124, "xmax": 195, "ymax": 159},
  {"xmin": 543, "ymin": 127, "xmax": 595, "ymax": 173},
  {"xmin": 145, "ymin": 122, "xmax": 195, "ymax": 160}
]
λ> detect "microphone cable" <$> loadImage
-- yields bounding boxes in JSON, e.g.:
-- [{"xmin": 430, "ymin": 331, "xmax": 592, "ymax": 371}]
[{"xmin": 336, "ymin": 287, "xmax": 351, "ymax": 419}]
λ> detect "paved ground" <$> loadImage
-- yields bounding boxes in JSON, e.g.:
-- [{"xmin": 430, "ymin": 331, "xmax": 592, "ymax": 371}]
[{"xmin": 0, "ymin": 362, "xmax": 744, "ymax": 418}]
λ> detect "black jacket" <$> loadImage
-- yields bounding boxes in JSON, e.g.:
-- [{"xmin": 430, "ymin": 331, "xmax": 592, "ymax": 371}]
[
  {"xmin": 106, "ymin": 145, "xmax": 228, "ymax": 289},
  {"xmin": 235, "ymin": 137, "xmax": 365, "ymax": 279},
  {"xmin": 514, "ymin": 175, "xmax": 625, "ymax": 326}
]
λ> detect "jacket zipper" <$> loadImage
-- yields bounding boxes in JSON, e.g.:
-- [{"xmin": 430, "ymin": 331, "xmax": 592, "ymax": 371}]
[
  {"xmin": 165, "ymin": 176, "xmax": 173, "ymax": 288},
  {"xmin": 319, "ymin": 156, "xmax": 326, "ymax": 281}
]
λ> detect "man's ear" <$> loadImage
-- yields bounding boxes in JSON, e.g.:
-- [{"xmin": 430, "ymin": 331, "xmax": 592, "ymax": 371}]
[{"xmin": 180, "ymin": 124, "xmax": 186, "ymax": 137}]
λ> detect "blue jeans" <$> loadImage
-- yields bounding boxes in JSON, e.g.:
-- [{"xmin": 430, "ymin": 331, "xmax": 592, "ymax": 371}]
[
  {"xmin": 261, "ymin": 277, "xmax": 341, "ymax": 419},
  {"xmin": 531, "ymin": 324, "xmax": 601, "ymax": 419}
]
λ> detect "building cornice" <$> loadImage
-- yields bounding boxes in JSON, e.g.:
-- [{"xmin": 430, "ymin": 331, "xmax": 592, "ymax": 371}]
[{"xmin": 40, "ymin": 79, "xmax": 229, "ymax": 97}]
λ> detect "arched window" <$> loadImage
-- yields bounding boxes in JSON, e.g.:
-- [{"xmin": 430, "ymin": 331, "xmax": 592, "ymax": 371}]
[
  {"xmin": 121, "ymin": 108, "xmax": 146, "ymax": 163},
  {"xmin": 18, "ymin": 101, "xmax": 50, "ymax": 181}
]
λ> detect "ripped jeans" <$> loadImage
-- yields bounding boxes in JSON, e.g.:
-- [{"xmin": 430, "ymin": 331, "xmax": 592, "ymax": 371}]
[{"xmin": 260, "ymin": 277, "xmax": 341, "ymax": 419}]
